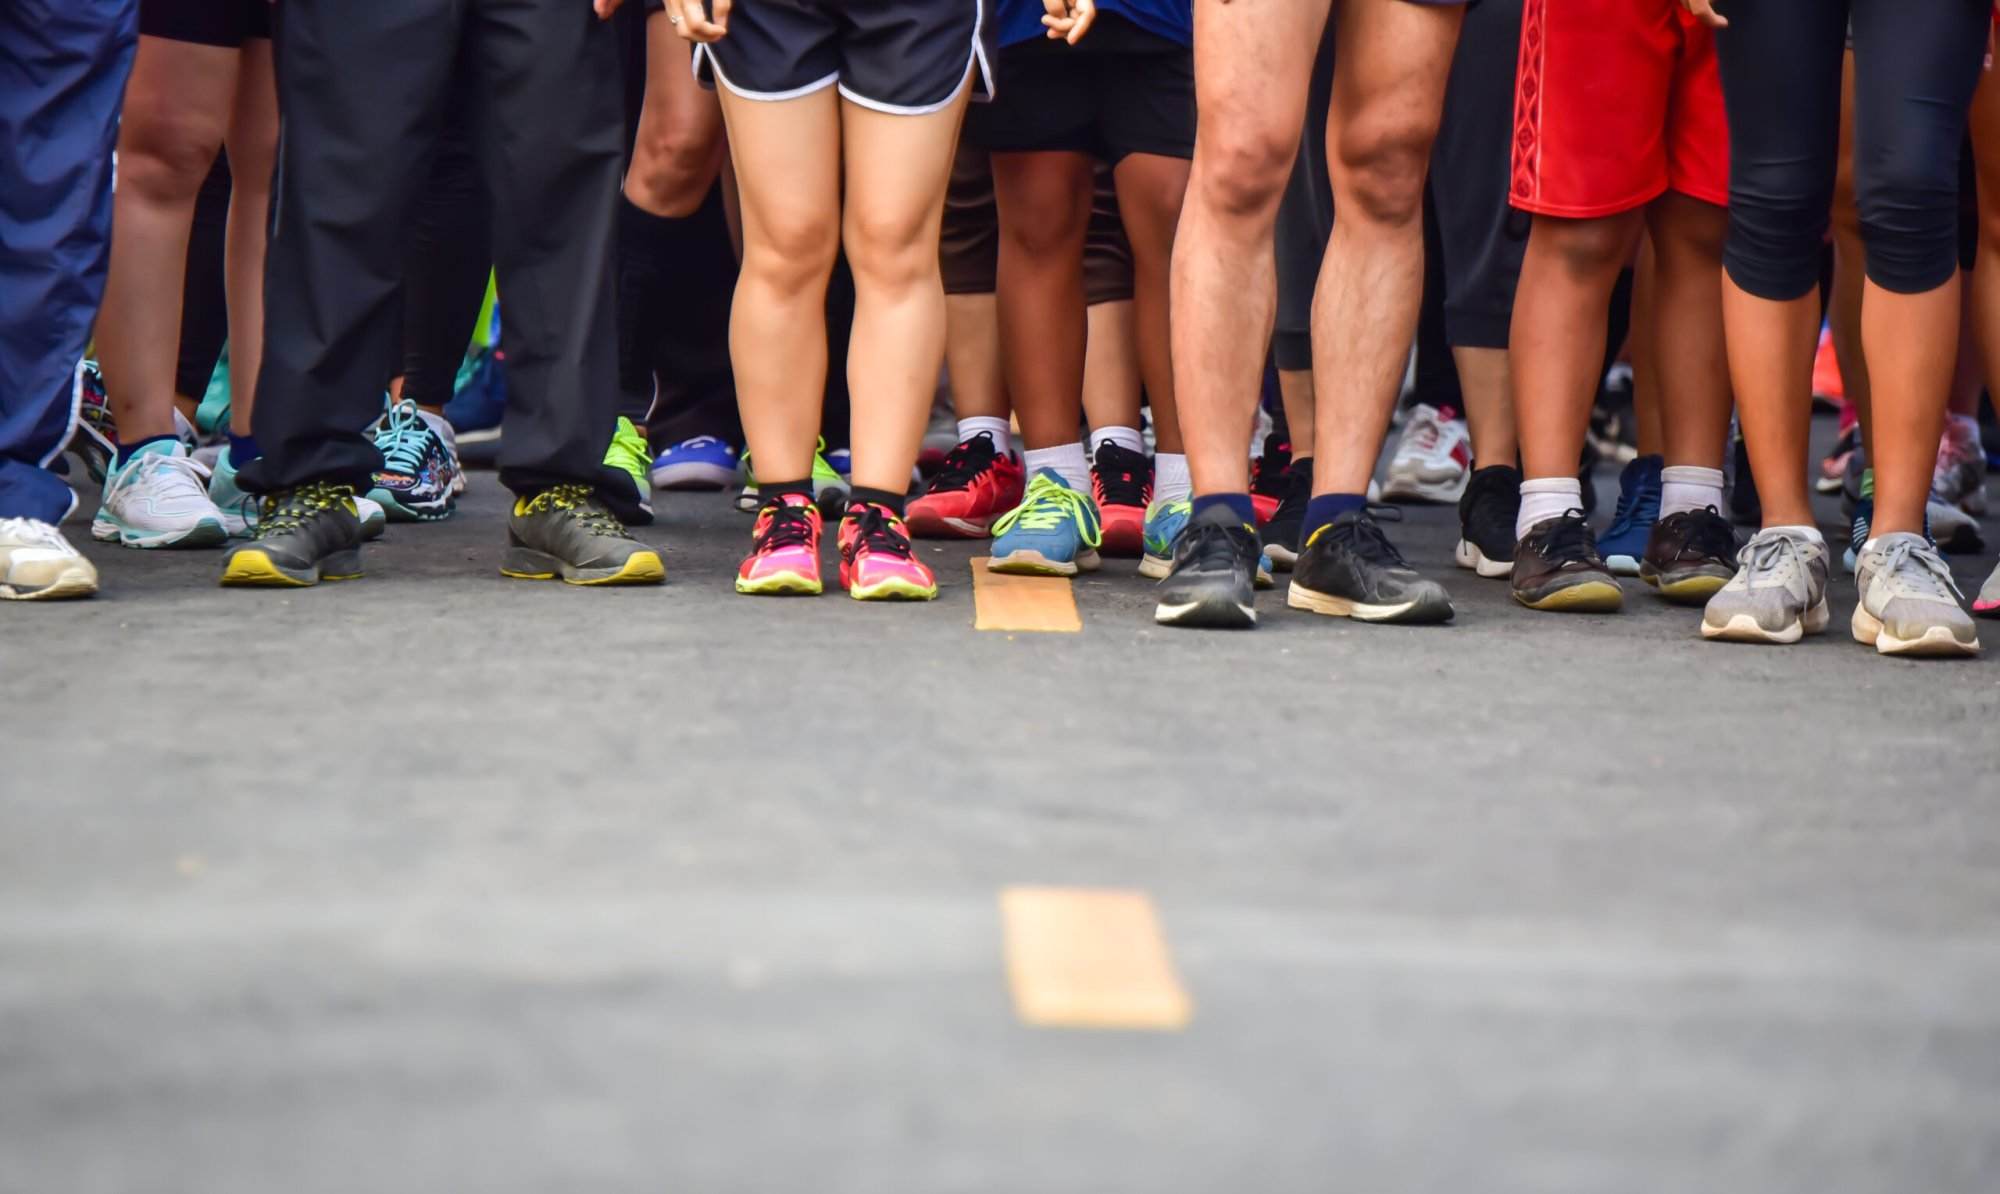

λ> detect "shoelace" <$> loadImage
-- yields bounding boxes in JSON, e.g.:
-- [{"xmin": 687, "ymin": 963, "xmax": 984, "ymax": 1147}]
[
  {"xmin": 523, "ymin": 484, "xmax": 625, "ymax": 536},
  {"xmin": 1182, "ymin": 518, "xmax": 1257, "ymax": 571},
  {"xmin": 1529, "ymin": 510, "xmax": 1604, "ymax": 564},
  {"xmin": 1321, "ymin": 510, "xmax": 1411, "ymax": 567},
  {"xmin": 844, "ymin": 504, "xmax": 916, "ymax": 559},
  {"xmin": 373, "ymin": 400, "xmax": 439, "ymax": 474},
  {"xmin": 606, "ymin": 421, "xmax": 650, "ymax": 473},
  {"xmin": 1093, "ymin": 444, "xmax": 1150, "ymax": 508},
  {"xmin": 256, "ymin": 481, "xmax": 353, "ymax": 538},
  {"xmin": 1735, "ymin": 531, "xmax": 1816, "ymax": 596},
  {"xmin": 1604, "ymin": 471, "xmax": 1660, "ymax": 539},
  {"xmin": 1664, "ymin": 506, "xmax": 1737, "ymax": 562},
  {"xmin": 1872, "ymin": 536, "xmax": 1964, "ymax": 601},
  {"xmin": 0, "ymin": 517, "xmax": 71, "ymax": 549},
  {"xmin": 927, "ymin": 433, "xmax": 1001, "ymax": 493},
  {"xmin": 753, "ymin": 499, "xmax": 819, "ymax": 552},
  {"xmin": 992, "ymin": 475, "xmax": 1103, "ymax": 545},
  {"xmin": 112, "ymin": 449, "xmax": 212, "ymax": 500}
]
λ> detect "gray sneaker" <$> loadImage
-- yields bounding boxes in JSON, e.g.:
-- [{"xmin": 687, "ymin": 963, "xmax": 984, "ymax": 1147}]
[
  {"xmin": 1700, "ymin": 527, "xmax": 1830, "ymax": 645},
  {"xmin": 1851, "ymin": 532, "xmax": 1979, "ymax": 657}
]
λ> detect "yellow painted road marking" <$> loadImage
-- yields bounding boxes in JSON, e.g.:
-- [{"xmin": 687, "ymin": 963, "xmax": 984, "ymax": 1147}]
[
  {"xmin": 970, "ymin": 558, "xmax": 1082, "ymax": 633},
  {"xmin": 1000, "ymin": 886, "xmax": 1192, "ymax": 1030}
]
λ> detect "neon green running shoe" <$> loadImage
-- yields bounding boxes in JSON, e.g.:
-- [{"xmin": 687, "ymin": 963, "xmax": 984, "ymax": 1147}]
[
  {"xmin": 603, "ymin": 416, "xmax": 654, "ymax": 525},
  {"xmin": 737, "ymin": 438, "xmax": 848, "ymax": 515}
]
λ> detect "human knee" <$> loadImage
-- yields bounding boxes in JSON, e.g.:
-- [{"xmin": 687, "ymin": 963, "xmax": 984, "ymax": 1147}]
[
  {"xmin": 1532, "ymin": 215, "xmax": 1636, "ymax": 279},
  {"xmin": 1723, "ymin": 161, "xmax": 1832, "ymax": 300},
  {"xmin": 1332, "ymin": 119, "xmax": 1433, "ymax": 226},
  {"xmin": 117, "ymin": 111, "xmax": 226, "ymax": 202},
  {"xmin": 627, "ymin": 124, "xmax": 720, "ymax": 217},
  {"xmin": 1856, "ymin": 144, "xmax": 1965, "ymax": 294},
  {"xmin": 845, "ymin": 205, "xmax": 941, "ymax": 293},
  {"xmin": 1190, "ymin": 121, "xmax": 1294, "ymax": 221},
  {"xmin": 743, "ymin": 211, "xmax": 839, "ymax": 294}
]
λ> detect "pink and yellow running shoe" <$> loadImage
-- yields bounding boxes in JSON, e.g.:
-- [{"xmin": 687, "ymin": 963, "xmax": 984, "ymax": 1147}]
[
  {"xmin": 736, "ymin": 493, "xmax": 823, "ymax": 595},
  {"xmin": 838, "ymin": 503, "xmax": 937, "ymax": 601}
]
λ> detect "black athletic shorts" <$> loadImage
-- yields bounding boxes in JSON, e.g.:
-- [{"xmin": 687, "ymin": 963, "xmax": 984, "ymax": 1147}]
[
  {"xmin": 965, "ymin": 15, "xmax": 1193, "ymax": 163},
  {"xmin": 139, "ymin": 0, "xmax": 270, "ymax": 47},
  {"xmin": 694, "ymin": 0, "xmax": 994, "ymax": 113}
]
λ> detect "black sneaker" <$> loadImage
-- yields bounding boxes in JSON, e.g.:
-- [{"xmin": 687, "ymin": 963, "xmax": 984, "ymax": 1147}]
[
  {"xmin": 1261, "ymin": 456, "xmax": 1313, "ymax": 571},
  {"xmin": 1153, "ymin": 504, "xmax": 1261, "ymax": 629},
  {"xmin": 219, "ymin": 481, "xmax": 365, "ymax": 588},
  {"xmin": 1250, "ymin": 432, "xmax": 1291, "ymax": 523},
  {"xmin": 501, "ymin": 484, "xmax": 664, "ymax": 586},
  {"xmin": 1287, "ymin": 509, "xmax": 1454, "ymax": 624},
  {"xmin": 1640, "ymin": 506, "xmax": 1737, "ymax": 605},
  {"xmin": 1454, "ymin": 464, "xmax": 1520, "ymax": 579},
  {"xmin": 1510, "ymin": 510, "xmax": 1622, "ymax": 612}
]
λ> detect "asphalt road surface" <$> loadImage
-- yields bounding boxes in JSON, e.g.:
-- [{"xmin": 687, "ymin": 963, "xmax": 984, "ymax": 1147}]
[{"xmin": 4, "ymin": 436, "xmax": 1998, "ymax": 1194}]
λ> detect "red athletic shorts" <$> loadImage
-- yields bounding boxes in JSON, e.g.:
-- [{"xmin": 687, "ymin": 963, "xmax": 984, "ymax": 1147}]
[{"xmin": 1510, "ymin": 0, "xmax": 1728, "ymax": 218}]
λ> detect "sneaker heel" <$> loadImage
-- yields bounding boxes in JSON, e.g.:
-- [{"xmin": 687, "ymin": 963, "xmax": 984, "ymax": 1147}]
[
  {"xmin": 500, "ymin": 546, "xmax": 559, "ymax": 580},
  {"xmin": 322, "ymin": 549, "xmax": 364, "ymax": 581}
]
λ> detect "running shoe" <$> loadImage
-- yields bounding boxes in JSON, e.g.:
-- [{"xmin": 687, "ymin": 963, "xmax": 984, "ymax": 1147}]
[
  {"xmin": 1091, "ymin": 442, "xmax": 1152, "ymax": 557},
  {"xmin": 649, "ymin": 435, "xmax": 739, "ymax": 491},
  {"xmin": 1974, "ymin": 560, "xmax": 2000, "ymax": 619},
  {"xmin": 1382, "ymin": 403, "xmax": 1471, "ymax": 503},
  {"xmin": 1260, "ymin": 456, "xmax": 1313, "ymax": 570},
  {"xmin": 1511, "ymin": 511, "xmax": 1622, "ymax": 613},
  {"xmin": 219, "ymin": 482, "xmax": 366, "ymax": 587},
  {"xmin": 207, "ymin": 448, "xmax": 258, "ymax": 538},
  {"xmin": 1851, "ymin": 532, "xmax": 1979, "ymax": 657},
  {"xmin": 1728, "ymin": 429, "xmax": 1761, "ymax": 526},
  {"xmin": 1453, "ymin": 463, "xmax": 1520, "ymax": 579},
  {"xmin": 1249, "ymin": 433, "xmax": 1291, "ymax": 525},
  {"xmin": 1154, "ymin": 503, "xmax": 1261, "ymax": 629},
  {"xmin": 443, "ymin": 343, "xmax": 507, "ymax": 449},
  {"xmin": 1844, "ymin": 463, "xmax": 1873, "ymax": 574},
  {"xmin": 1816, "ymin": 417, "xmax": 1860, "ymax": 495},
  {"xmin": 1139, "ymin": 497, "xmax": 1190, "ymax": 580},
  {"xmin": 1288, "ymin": 508, "xmax": 1454, "ymax": 624},
  {"xmin": 737, "ymin": 441, "xmax": 846, "ymax": 514},
  {"xmin": 367, "ymin": 398, "xmax": 461, "ymax": 522},
  {"xmin": 603, "ymin": 416, "xmax": 655, "ymax": 525},
  {"xmin": 0, "ymin": 518, "xmax": 98, "ymax": 601},
  {"xmin": 1596, "ymin": 454, "xmax": 1662, "ymax": 576},
  {"xmin": 1810, "ymin": 324, "xmax": 1845, "ymax": 410},
  {"xmin": 69, "ymin": 359, "xmax": 199, "ymax": 484},
  {"xmin": 1936, "ymin": 416, "xmax": 1988, "ymax": 515},
  {"xmin": 736, "ymin": 493, "xmax": 824, "ymax": 595},
  {"xmin": 838, "ymin": 503, "xmax": 937, "ymax": 601},
  {"xmin": 1639, "ymin": 507, "xmax": 1737, "ymax": 604},
  {"xmin": 1700, "ymin": 528, "xmax": 1830, "ymax": 645},
  {"xmin": 989, "ymin": 469, "xmax": 1102, "ymax": 576},
  {"xmin": 1928, "ymin": 496, "xmax": 1982, "ymax": 554},
  {"xmin": 500, "ymin": 484, "xmax": 663, "ymax": 586},
  {"xmin": 91, "ymin": 440, "xmax": 227, "ymax": 549},
  {"xmin": 905, "ymin": 432, "xmax": 1024, "ymax": 538}
]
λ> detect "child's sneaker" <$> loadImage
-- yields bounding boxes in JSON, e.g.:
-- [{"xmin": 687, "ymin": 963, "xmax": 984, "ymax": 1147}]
[
  {"xmin": 735, "ymin": 493, "xmax": 823, "ymax": 596},
  {"xmin": 989, "ymin": 469, "xmax": 1102, "ymax": 576},
  {"xmin": 838, "ymin": 503, "xmax": 936, "ymax": 601}
]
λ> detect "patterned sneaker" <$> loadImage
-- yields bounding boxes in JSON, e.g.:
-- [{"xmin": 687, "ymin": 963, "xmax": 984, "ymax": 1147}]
[
  {"xmin": 1639, "ymin": 507, "xmax": 1738, "ymax": 605},
  {"xmin": 1851, "ymin": 532, "xmax": 1979, "ymax": 657},
  {"xmin": 367, "ymin": 398, "xmax": 461, "ymax": 521},
  {"xmin": 989, "ymin": 469, "xmax": 1102, "ymax": 576},
  {"xmin": 906, "ymin": 432, "xmax": 1025, "ymax": 538},
  {"xmin": 1091, "ymin": 442, "xmax": 1152, "ymax": 557},
  {"xmin": 0, "ymin": 518, "xmax": 98, "ymax": 601},
  {"xmin": 839, "ymin": 503, "xmax": 937, "ymax": 601},
  {"xmin": 736, "ymin": 493, "xmax": 824, "ymax": 595},
  {"xmin": 1139, "ymin": 497, "xmax": 1190, "ymax": 580},
  {"xmin": 1699, "ymin": 527, "xmax": 1830, "ymax": 645},
  {"xmin": 1382, "ymin": 403, "xmax": 1471, "ymax": 503},
  {"xmin": 92, "ymin": 440, "xmax": 227, "ymax": 549},
  {"xmin": 603, "ymin": 416, "xmax": 655, "ymax": 525},
  {"xmin": 649, "ymin": 435, "xmax": 739, "ymax": 491},
  {"xmin": 1597, "ymin": 454, "xmax": 1662, "ymax": 576},
  {"xmin": 500, "ymin": 484, "xmax": 663, "ymax": 586},
  {"xmin": 219, "ymin": 482, "xmax": 366, "ymax": 587},
  {"xmin": 1249, "ymin": 433, "xmax": 1291, "ymax": 525}
]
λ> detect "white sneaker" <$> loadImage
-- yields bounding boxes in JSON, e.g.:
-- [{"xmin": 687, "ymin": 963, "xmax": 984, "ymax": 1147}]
[
  {"xmin": 0, "ymin": 518, "xmax": 98, "ymax": 600},
  {"xmin": 1381, "ymin": 403, "xmax": 1471, "ymax": 503},
  {"xmin": 91, "ymin": 440, "xmax": 227, "ymax": 548},
  {"xmin": 1852, "ymin": 532, "xmax": 1980, "ymax": 657},
  {"xmin": 1700, "ymin": 527, "xmax": 1830, "ymax": 645}
]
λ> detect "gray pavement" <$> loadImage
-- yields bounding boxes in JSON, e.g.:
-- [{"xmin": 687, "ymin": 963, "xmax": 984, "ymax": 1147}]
[{"xmin": 4, "ymin": 441, "xmax": 1999, "ymax": 1194}]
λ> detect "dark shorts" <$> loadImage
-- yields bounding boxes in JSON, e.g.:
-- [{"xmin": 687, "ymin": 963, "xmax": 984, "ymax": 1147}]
[
  {"xmin": 694, "ymin": 0, "xmax": 994, "ymax": 113},
  {"xmin": 139, "ymin": 0, "xmax": 270, "ymax": 47},
  {"xmin": 965, "ymin": 15, "xmax": 1193, "ymax": 163},
  {"xmin": 939, "ymin": 139, "xmax": 1133, "ymax": 303}
]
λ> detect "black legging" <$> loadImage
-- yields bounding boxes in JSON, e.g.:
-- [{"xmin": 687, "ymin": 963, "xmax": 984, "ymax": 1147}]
[{"xmin": 1714, "ymin": 0, "xmax": 1988, "ymax": 301}]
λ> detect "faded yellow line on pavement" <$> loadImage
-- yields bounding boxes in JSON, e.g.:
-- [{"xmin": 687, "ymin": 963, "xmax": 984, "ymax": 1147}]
[
  {"xmin": 970, "ymin": 558, "xmax": 1081, "ymax": 633},
  {"xmin": 1000, "ymin": 886, "xmax": 1192, "ymax": 1030}
]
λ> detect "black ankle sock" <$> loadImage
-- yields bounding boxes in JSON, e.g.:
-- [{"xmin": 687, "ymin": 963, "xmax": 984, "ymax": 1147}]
[
  {"xmin": 762, "ymin": 479, "xmax": 813, "ymax": 504},
  {"xmin": 848, "ymin": 486, "xmax": 905, "ymax": 517}
]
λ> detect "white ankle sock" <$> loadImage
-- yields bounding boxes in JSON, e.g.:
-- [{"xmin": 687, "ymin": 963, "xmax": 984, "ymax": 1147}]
[
  {"xmin": 1765, "ymin": 523, "xmax": 1825, "ymax": 545},
  {"xmin": 1516, "ymin": 476, "xmax": 1583, "ymax": 541},
  {"xmin": 1154, "ymin": 452, "xmax": 1191, "ymax": 504},
  {"xmin": 957, "ymin": 416, "xmax": 1013, "ymax": 454},
  {"xmin": 1088, "ymin": 425, "xmax": 1145, "ymax": 458},
  {"xmin": 1024, "ymin": 443, "xmax": 1090, "ymax": 492},
  {"xmin": 1660, "ymin": 465, "xmax": 1725, "ymax": 518}
]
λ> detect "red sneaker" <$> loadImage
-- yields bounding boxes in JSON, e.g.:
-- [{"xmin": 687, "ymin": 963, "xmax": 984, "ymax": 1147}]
[
  {"xmin": 1811, "ymin": 325, "xmax": 1846, "ymax": 410},
  {"xmin": 1250, "ymin": 433, "xmax": 1291, "ymax": 525},
  {"xmin": 905, "ymin": 432, "xmax": 1024, "ymax": 538},
  {"xmin": 1091, "ymin": 441, "xmax": 1153, "ymax": 557}
]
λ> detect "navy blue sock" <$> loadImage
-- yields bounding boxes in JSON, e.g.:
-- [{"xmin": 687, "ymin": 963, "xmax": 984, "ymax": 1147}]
[
  {"xmin": 1301, "ymin": 493, "xmax": 1368, "ymax": 547},
  {"xmin": 115, "ymin": 434, "xmax": 180, "ymax": 469},
  {"xmin": 1191, "ymin": 492, "xmax": 1256, "ymax": 526},
  {"xmin": 228, "ymin": 433, "xmax": 260, "ymax": 468}
]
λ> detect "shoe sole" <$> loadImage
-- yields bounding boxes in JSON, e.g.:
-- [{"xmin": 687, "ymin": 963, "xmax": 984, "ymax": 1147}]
[
  {"xmin": 1851, "ymin": 605, "xmax": 1981, "ymax": 657},
  {"xmin": 1264, "ymin": 543, "xmax": 1298, "ymax": 571},
  {"xmin": 1641, "ymin": 566, "xmax": 1731, "ymax": 606},
  {"xmin": 1452, "ymin": 539, "xmax": 1511, "ymax": 579},
  {"xmin": 1287, "ymin": 581, "xmax": 1455, "ymax": 624},
  {"xmin": 0, "ymin": 565, "xmax": 99, "ymax": 601},
  {"xmin": 92, "ymin": 517, "xmax": 228, "ymax": 550},
  {"xmin": 1154, "ymin": 595, "xmax": 1257, "ymax": 629},
  {"xmin": 1512, "ymin": 579, "xmax": 1624, "ymax": 613},
  {"xmin": 649, "ymin": 464, "xmax": 737, "ymax": 491},
  {"xmin": 849, "ymin": 577, "xmax": 938, "ymax": 601},
  {"xmin": 1700, "ymin": 598, "xmax": 1830, "ymax": 645},
  {"xmin": 1099, "ymin": 514, "xmax": 1146, "ymax": 558},
  {"xmin": 1603, "ymin": 553, "xmax": 1643, "ymax": 577},
  {"xmin": 369, "ymin": 489, "xmax": 456, "ymax": 523},
  {"xmin": 1975, "ymin": 600, "xmax": 2000, "ymax": 620},
  {"xmin": 220, "ymin": 548, "xmax": 363, "ymax": 588},
  {"xmin": 1138, "ymin": 553, "xmax": 1172, "ymax": 580},
  {"xmin": 501, "ymin": 547, "xmax": 665, "ymax": 586},
  {"xmin": 905, "ymin": 512, "xmax": 995, "ymax": 539},
  {"xmin": 1380, "ymin": 471, "xmax": 1468, "ymax": 504},
  {"xmin": 735, "ymin": 570, "xmax": 823, "ymax": 596},
  {"xmin": 988, "ymin": 549, "xmax": 1100, "ymax": 577}
]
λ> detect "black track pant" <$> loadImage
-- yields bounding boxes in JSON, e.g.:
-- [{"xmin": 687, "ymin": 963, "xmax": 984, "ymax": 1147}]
[
  {"xmin": 1714, "ymin": 0, "xmax": 1988, "ymax": 301},
  {"xmin": 399, "ymin": 75, "xmax": 492, "ymax": 412},
  {"xmin": 244, "ymin": 0, "xmax": 629, "ymax": 510}
]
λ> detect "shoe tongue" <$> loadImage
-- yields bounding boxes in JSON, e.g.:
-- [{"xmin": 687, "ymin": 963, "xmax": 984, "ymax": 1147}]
[{"xmin": 1030, "ymin": 467, "xmax": 1074, "ymax": 490}]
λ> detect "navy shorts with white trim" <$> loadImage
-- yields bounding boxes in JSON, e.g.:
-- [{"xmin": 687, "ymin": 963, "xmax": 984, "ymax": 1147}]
[{"xmin": 694, "ymin": 0, "xmax": 994, "ymax": 114}]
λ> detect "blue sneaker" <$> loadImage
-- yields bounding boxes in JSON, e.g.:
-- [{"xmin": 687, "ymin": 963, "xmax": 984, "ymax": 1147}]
[
  {"xmin": 649, "ymin": 435, "xmax": 739, "ymax": 491},
  {"xmin": 1597, "ymin": 454, "xmax": 1662, "ymax": 576},
  {"xmin": 988, "ymin": 469, "xmax": 1102, "ymax": 576},
  {"xmin": 367, "ymin": 398, "xmax": 462, "ymax": 522},
  {"xmin": 195, "ymin": 344, "xmax": 232, "ymax": 439},
  {"xmin": 207, "ymin": 447, "xmax": 259, "ymax": 538},
  {"xmin": 1139, "ymin": 497, "xmax": 1190, "ymax": 579},
  {"xmin": 442, "ymin": 345, "xmax": 507, "ymax": 450}
]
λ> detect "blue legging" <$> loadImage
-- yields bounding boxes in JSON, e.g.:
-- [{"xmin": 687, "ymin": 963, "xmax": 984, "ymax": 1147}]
[{"xmin": 1714, "ymin": 0, "xmax": 1989, "ymax": 301}]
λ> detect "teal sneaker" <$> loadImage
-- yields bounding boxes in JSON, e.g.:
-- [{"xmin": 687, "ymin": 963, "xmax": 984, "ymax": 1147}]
[
  {"xmin": 207, "ymin": 447, "xmax": 259, "ymax": 538},
  {"xmin": 195, "ymin": 344, "xmax": 232, "ymax": 438},
  {"xmin": 988, "ymin": 469, "xmax": 1102, "ymax": 576},
  {"xmin": 90, "ymin": 439, "xmax": 228, "ymax": 549},
  {"xmin": 1139, "ymin": 497, "xmax": 1190, "ymax": 579}
]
